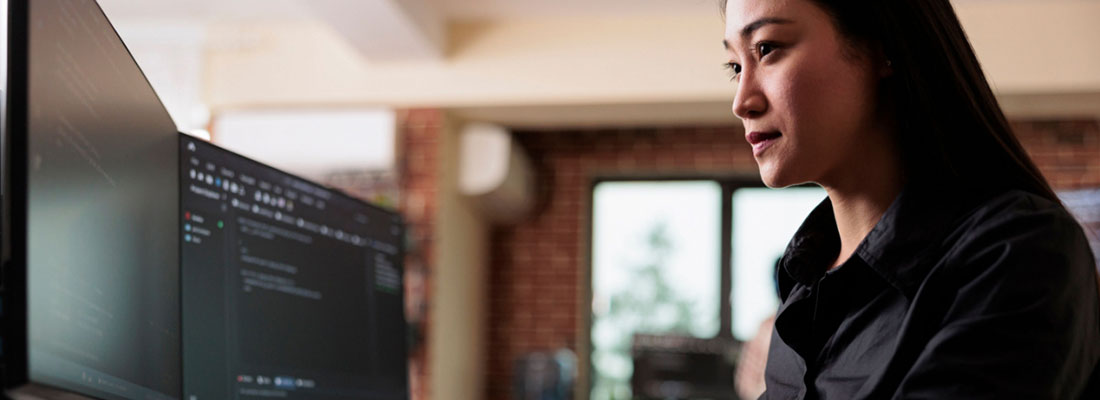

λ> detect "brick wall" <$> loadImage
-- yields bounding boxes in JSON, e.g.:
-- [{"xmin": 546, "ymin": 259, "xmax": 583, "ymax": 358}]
[
  {"xmin": 397, "ymin": 109, "xmax": 444, "ymax": 400},
  {"xmin": 395, "ymin": 115, "xmax": 1100, "ymax": 400},
  {"xmin": 1015, "ymin": 120, "xmax": 1100, "ymax": 189}
]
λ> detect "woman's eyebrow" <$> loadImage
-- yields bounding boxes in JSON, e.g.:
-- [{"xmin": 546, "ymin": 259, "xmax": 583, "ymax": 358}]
[
  {"xmin": 741, "ymin": 17, "xmax": 794, "ymax": 38},
  {"xmin": 723, "ymin": 17, "xmax": 794, "ymax": 50}
]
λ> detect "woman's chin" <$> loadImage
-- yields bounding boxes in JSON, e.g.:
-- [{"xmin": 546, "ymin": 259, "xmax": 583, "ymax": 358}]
[
  {"xmin": 761, "ymin": 176, "xmax": 791, "ymax": 189},
  {"xmin": 758, "ymin": 163, "xmax": 782, "ymax": 187},
  {"xmin": 758, "ymin": 164, "xmax": 801, "ymax": 188}
]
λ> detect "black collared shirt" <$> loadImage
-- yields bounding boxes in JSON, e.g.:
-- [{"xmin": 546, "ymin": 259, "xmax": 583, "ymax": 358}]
[{"xmin": 761, "ymin": 187, "xmax": 1100, "ymax": 399}]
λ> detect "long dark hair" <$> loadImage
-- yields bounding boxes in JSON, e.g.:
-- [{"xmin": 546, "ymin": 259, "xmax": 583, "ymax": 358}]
[{"xmin": 721, "ymin": 0, "xmax": 1059, "ymax": 202}]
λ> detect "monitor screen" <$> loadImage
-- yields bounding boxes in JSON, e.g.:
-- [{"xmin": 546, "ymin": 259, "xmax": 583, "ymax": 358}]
[
  {"xmin": 4, "ymin": 0, "xmax": 181, "ymax": 399},
  {"xmin": 180, "ymin": 135, "xmax": 408, "ymax": 400}
]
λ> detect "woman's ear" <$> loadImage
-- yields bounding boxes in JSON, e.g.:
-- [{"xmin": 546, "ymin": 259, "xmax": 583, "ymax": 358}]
[
  {"xmin": 861, "ymin": 41, "xmax": 893, "ymax": 79},
  {"xmin": 873, "ymin": 44, "xmax": 894, "ymax": 78},
  {"xmin": 880, "ymin": 58, "xmax": 894, "ymax": 78}
]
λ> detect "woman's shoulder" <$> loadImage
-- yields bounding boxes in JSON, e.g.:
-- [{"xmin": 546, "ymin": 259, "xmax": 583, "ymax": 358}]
[
  {"xmin": 898, "ymin": 188, "xmax": 1100, "ymax": 400},
  {"xmin": 939, "ymin": 188, "xmax": 1095, "ymax": 286},
  {"xmin": 953, "ymin": 188, "xmax": 1083, "ymax": 242}
]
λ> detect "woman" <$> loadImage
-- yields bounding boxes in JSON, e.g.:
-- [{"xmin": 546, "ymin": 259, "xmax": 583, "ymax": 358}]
[{"xmin": 720, "ymin": 0, "xmax": 1100, "ymax": 398}]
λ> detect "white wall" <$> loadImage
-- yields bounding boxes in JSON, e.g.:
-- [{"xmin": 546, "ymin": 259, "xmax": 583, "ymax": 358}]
[
  {"xmin": 113, "ymin": 21, "xmax": 209, "ymax": 131},
  {"xmin": 958, "ymin": 1, "xmax": 1100, "ymax": 94},
  {"xmin": 211, "ymin": 108, "xmax": 396, "ymax": 180}
]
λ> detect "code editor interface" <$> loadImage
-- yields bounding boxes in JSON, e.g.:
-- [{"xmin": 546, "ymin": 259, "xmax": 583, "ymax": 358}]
[{"xmin": 180, "ymin": 136, "xmax": 408, "ymax": 400}]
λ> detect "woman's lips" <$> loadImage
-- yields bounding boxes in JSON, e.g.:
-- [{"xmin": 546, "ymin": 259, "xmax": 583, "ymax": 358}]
[{"xmin": 747, "ymin": 131, "xmax": 782, "ymax": 156}]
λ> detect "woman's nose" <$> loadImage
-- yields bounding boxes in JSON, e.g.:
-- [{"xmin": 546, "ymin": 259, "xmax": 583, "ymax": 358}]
[{"xmin": 732, "ymin": 71, "xmax": 767, "ymax": 120}]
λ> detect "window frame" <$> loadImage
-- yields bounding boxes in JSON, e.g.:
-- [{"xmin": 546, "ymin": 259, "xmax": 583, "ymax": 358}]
[{"xmin": 582, "ymin": 174, "xmax": 765, "ymax": 399}]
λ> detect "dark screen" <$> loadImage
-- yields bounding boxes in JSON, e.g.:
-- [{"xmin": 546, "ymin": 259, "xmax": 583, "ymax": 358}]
[
  {"xmin": 23, "ymin": 0, "xmax": 180, "ymax": 399},
  {"xmin": 180, "ymin": 136, "xmax": 408, "ymax": 400}
]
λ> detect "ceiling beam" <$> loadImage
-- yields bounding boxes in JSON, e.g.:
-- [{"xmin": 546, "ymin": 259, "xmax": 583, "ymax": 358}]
[{"xmin": 305, "ymin": 0, "xmax": 445, "ymax": 61}]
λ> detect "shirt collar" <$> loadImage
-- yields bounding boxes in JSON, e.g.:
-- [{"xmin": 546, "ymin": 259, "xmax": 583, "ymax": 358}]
[{"xmin": 779, "ymin": 183, "xmax": 986, "ymax": 297}]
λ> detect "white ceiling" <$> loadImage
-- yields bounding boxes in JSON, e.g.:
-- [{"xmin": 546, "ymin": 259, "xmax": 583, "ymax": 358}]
[
  {"xmin": 95, "ymin": 0, "xmax": 724, "ymax": 61},
  {"xmin": 97, "ymin": 0, "xmax": 311, "ymax": 22},
  {"xmin": 433, "ymin": 0, "xmax": 719, "ymax": 20},
  {"xmin": 95, "ymin": 0, "xmax": 1058, "ymax": 25},
  {"xmin": 96, "ymin": 0, "xmax": 721, "ymax": 23}
]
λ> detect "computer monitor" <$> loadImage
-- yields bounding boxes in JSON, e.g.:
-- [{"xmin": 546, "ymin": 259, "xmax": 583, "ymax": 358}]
[
  {"xmin": 3, "ymin": 0, "xmax": 181, "ymax": 399},
  {"xmin": 180, "ymin": 134, "xmax": 409, "ymax": 400}
]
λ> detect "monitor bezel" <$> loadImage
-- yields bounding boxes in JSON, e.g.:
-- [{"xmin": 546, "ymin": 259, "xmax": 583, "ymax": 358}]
[
  {"xmin": 3, "ymin": 0, "xmax": 33, "ymax": 392},
  {"xmin": 2, "ymin": 0, "xmax": 182, "ymax": 398}
]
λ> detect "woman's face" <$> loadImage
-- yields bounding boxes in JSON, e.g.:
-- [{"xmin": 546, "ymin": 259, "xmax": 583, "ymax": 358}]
[{"xmin": 724, "ymin": 0, "xmax": 885, "ymax": 188}]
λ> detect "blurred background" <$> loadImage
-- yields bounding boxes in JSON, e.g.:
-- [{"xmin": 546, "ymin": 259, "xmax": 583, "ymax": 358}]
[{"xmin": 94, "ymin": 0, "xmax": 1100, "ymax": 399}]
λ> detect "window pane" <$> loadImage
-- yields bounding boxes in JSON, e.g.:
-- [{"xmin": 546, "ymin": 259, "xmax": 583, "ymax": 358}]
[
  {"xmin": 590, "ymin": 181, "xmax": 721, "ymax": 400},
  {"xmin": 1059, "ymin": 189, "xmax": 1100, "ymax": 270},
  {"xmin": 731, "ymin": 187, "xmax": 827, "ymax": 341}
]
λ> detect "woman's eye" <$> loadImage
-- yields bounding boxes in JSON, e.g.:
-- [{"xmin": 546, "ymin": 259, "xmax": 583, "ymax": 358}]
[
  {"xmin": 757, "ymin": 43, "xmax": 775, "ymax": 57},
  {"xmin": 724, "ymin": 62, "xmax": 742, "ymax": 80}
]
